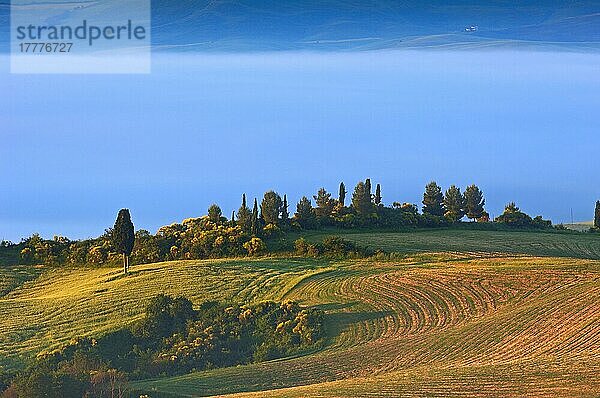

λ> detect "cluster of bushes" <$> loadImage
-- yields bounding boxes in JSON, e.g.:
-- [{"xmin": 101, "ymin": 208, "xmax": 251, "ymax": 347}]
[
  {"xmin": 15, "ymin": 216, "xmax": 261, "ymax": 267},
  {"xmin": 17, "ymin": 234, "xmax": 77, "ymax": 266},
  {"xmin": 495, "ymin": 202, "xmax": 552, "ymax": 229},
  {"xmin": 15, "ymin": 229, "xmax": 130, "ymax": 267},
  {"xmin": 0, "ymin": 295, "xmax": 324, "ymax": 398},
  {"xmin": 294, "ymin": 236, "xmax": 371, "ymax": 258}
]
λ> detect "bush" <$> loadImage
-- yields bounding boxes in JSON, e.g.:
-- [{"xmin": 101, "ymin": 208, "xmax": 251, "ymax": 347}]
[
  {"xmin": 11, "ymin": 365, "xmax": 87, "ymax": 398},
  {"xmin": 322, "ymin": 236, "xmax": 354, "ymax": 254},
  {"xmin": 294, "ymin": 238, "xmax": 321, "ymax": 257},
  {"xmin": 0, "ymin": 371, "xmax": 13, "ymax": 395},
  {"xmin": 294, "ymin": 238, "xmax": 310, "ymax": 255},
  {"xmin": 243, "ymin": 237, "xmax": 266, "ymax": 256},
  {"xmin": 133, "ymin": 294, "xmax": 196, "ymax": 339},
  {"xmin": 294, "ymin": 236, "xmax": 369, "ymax": 258},
  {"xmin": 262, "ymin": 223, "xmax": 282, "ymax": 238},
  {"xmin": 496, "ymin": 203, "xmax": 552, "ymax": 229}
]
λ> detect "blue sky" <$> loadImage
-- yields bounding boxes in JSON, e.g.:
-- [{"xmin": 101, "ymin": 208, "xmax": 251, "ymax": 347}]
[{"xmin": 1, "ymin": 49, "xmax": 599, "ymax": 241}]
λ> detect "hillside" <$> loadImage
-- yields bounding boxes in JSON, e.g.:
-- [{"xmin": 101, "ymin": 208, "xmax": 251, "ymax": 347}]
[
  {"xmin": 299, "ymin": 228, "xmax": 600, "ymax": 259},
  {"xmin": 1, "ymin": 230, "xmax": 599, "ymax": 397},
  {"xmin": 131, "ymin": 255, "xmax": 600, "ymax": 397},
  {"xmin": 2, "ymin": 1, "xmax": 599, "ymax": 53}
]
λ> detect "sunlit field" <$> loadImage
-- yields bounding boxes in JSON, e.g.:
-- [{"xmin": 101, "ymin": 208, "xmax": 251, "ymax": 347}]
[{"xmin": 1, "ymin": 230, "xmax": 599, "ymax": 397}]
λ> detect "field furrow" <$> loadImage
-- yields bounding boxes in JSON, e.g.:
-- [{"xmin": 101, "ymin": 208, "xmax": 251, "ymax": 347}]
[{"xmin": 131, "ymin": 255, "xmax": 600, "ymax": 397}]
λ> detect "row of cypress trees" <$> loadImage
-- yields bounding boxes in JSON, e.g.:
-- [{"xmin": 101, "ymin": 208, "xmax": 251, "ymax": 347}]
[
  {"xmin": 226, "ymin": 179, "xmax": 487, "ymax": 232},
  {"xmin": 422, "ymin": 182, "xmax": 486, "ymax": 222}
]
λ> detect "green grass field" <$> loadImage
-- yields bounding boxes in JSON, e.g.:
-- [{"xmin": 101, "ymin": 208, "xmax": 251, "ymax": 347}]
[
  {"xmin": 1, "ymin": 230, "xmax": 599, "ymax": 397},
  {"xmin": 0, "ymin": 265, "xmax": 43, "ymax": 298},
  {"xmin": 301, "ymin": 228, "xmax": 600, "ymax": 259}
]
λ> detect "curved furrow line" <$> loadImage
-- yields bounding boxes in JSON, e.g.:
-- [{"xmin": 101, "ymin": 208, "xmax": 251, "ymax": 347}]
[
  {"xmin": 467, "ymin": 281, "xmax": 600, "ymax": 365},
  {"xmin": 377, "ymin": 277, "xmax": 444, "ymax": 334},
  {"xmin": 365, "ymin": 271, "xmax": 509, "ymax": 338},
  {"xmin": 363, "ymin": 278, "xmax": 429, "ymax": 336},
  {"xmin": 127, "ymin": 258, "xmax": 600, "ymax": 397},
  {"xmin": 234, "ymin": 270, "xmax": 283, "ymax": 300}
]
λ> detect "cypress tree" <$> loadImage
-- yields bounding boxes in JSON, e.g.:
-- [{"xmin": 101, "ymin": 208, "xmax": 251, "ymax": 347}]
[
  {"xmin": 443, "ymin": 185, "xmax": 464, "ymax": 222},
  {"xmin": 237, "ymin": 194, "xmax": 252, "ymax": 232},
  {"xmin": 281, "ymin": 194, "xmax": 290, "ymax": 223},
  {"xmin": 422, "ymin": 181, "xmax": 445, "ymax": 216},
  {"xmin": 251, "ymin": 198, "xmax": 260, "ymax": 236},
  {"xmin": 595, "ymin": 201, "xmax": 600, "ymax": 229},
  {"xmin": 365, "ymin": 179, "xmax": 372, "ymax": 201},
  {"xmin": 295, "ymin": 196, "xmax": 317, "ymax": 229},
  {"xmin": 314, "ymin": 188, "xmax": 335, "ymax": 220},
  {"xmin": 352, "ymin": 182, "xmax": 372, "ymax": 215},
  {"xmin": 464, "ymin": 184, "xmax": 486, "ymax": 221},
  {"xmin": 231, "ymin": 210, "xmax": 236, "ymax": 226},
  {"xmin": 207, "ymin": 204, "xmax": 222, "ymax": 223},
  {"xmin": 374, "ymin": 184, "xmax": 382, "ymax": 205},
  {"xmin": 260, "ymin": 191, "xmax": 282, "ymax": 225},
  {"xmin": 338, "ymin": 182, "xmax": 347, "ymax": 207},
  {"xmin": 112, "ymin": 209, "xmax": 135, "ymax": 274}
]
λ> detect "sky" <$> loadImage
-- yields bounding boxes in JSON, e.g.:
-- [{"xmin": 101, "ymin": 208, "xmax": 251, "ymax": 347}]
[{"xmin": 1, "ymin": 49, "xmax": 599, "ymax": 241}]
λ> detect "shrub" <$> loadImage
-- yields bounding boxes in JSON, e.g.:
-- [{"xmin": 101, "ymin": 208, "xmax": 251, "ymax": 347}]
[
  {"xmin": 295, "ymin": 236, "xmax": 369, "ymax": 258},
  {"xmin": 322, "ymin": 236, "xmax": 355, "ymax": 254},
  {"xmin": 496, "ymin": 203, "xmax": 552, "ymax": 229},
  {"xmin": 294, "ymin": 238, "xmax": 310, "ymax": 255},
  {"xmin": 133, "ymin": 294, "xmax": 196, "ymax": 339},
  {"xmin": 303, "ymin": 244, "xmax": 319, "ymax": 257},
  {"xmin": 11, "ymin": 365, "xmax": 87, "ymax": 398},
  {"xmin": 243, "ymin": 237, "xmax": 266, "ymax": 256},
  {"xmin": 262, "ymin": 223, "xmax": 282, "ymax": 238}
]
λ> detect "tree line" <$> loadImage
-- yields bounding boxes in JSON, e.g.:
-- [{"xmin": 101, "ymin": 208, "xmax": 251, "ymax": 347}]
[{"xmin": 2, "ymin": 179, "xmax": 564, "ymax": 268}]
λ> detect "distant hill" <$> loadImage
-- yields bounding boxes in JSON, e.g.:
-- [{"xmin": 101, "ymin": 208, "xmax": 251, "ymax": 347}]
[
  {"xmin": 1, "ymin": 1, "xmax": 599, "ymax": 52},
  {"xmin": 564, "ymin": 221, "xmax": 594, "ymax": 232}
]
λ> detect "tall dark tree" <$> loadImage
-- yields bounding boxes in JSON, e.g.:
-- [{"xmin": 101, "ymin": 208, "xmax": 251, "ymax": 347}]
[
  {"xmin": 231, "ymin": 210, "xmax": 236, "ymax": 226},
  {"xmin": 208, "ymin": 204, "xmax": 222, "ymax": 223},
  {"xmin": 281, "ymin": 194, "xmax": 290, "ymax": 223},
  {"xmin": 113, "ymin": 209, "xmax": 135, "ymax": 274},
  {"xmin": 352, "ymin": 182, "xmax": 372, "ymax": 215},
  {"xmin": 338, "ymin": 182, "xmax": 347, "ymax": 207},
  {"xmin": 464, "ymin": 184, "xmax": 486, "ymax": 221},
  {"xmin": 443, "ymin": 185, "xmax": 464, "ymax": 222},
  {"xmin": 365, "ymin": 178, "xmax": 372, "ymax": 201},
  {"xmin": 374, "ymin": 183, "xmax": 382, "ymax": 205},
  {"xmin": 251, "ymin": 198, "xmax": 260, "ymax": 236},
  {"xmin": 313, "ymin": 188, "xmax": 336, "ymax": 220},
  {"xmin": 422, "ymin": 181, "xmax": 444, "ymax": 216},
  {"xmin": 295, "ymin": 196, "xmax": 317, "ymax": 229},
  {"xmin": 260, "ymin": 191, "xmax": 282, "ymax": 225},
  {"xmin": 595, "ymin": 201, "xmax": 600, "ymax": 230},
  {"xmin": 237, "ymin": 194, "xmax": 252, "ymax": 232}
]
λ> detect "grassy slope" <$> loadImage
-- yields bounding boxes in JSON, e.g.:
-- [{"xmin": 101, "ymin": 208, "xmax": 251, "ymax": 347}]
[
  {"xmin": 132, "ymin": 255, "xmax": 600, "ymax": 397},
  {"xmin": 0, "ymin": 265, "xmax": 43, "ymax": 297},
  {"xmin": 0, "ymin": 258, "xmax": 333, "ymax": 370},
  {"xmin": 0, "ymin": 244, "xmax": 20, "ymax": 267},
  {"xmin": 299, "ymin": 228, "xmax": 600, "ymax": 260},
  {"xmin": 1, "ymin": 230, "xmax": 599, "ymax": 397}
]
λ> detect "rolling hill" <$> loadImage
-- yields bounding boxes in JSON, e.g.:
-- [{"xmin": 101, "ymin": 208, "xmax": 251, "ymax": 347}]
[
  {"xmin": 1, "ymin": 229, "xmax": 599, "ymax": 397},
  {"xmin": 1, "ymin": 1, "xmax": 599, "ymax": 53}
]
